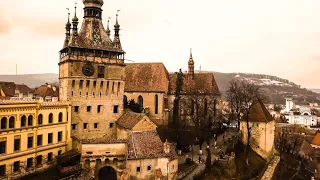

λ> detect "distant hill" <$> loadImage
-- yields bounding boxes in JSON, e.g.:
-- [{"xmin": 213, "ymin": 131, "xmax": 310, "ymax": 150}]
[
  {"xmin": 0, "ymin": 74, "xmax": 59, "ymax": 88},
  {"xmin": 0, "ymin": 72, "xmax": 318, "ymax": 105}
]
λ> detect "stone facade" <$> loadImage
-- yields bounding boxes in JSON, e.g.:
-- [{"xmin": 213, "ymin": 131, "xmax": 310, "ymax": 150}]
[{"xmin": 0, "ymin": 100, "xmax": 72, "ymax": 179}]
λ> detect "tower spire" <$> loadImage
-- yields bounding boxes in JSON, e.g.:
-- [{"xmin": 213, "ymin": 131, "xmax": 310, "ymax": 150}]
[
  {"xmin": 64, "ymin": 8, "xmax": 72, "ymax": 47},
  {"xmin": 188, "ymin": 48, "xmax": 195, "ymax": 78},
  {"xmin": 113, "ymin": 10, "xmax": 122, "ymax": 49},
  {"xmin": 106, "ymin": 17, "xmax": 111, "ymax": 38},
  {"xmin": 72, "ymin": 2, "xmax": 79, "ymax": 34}
]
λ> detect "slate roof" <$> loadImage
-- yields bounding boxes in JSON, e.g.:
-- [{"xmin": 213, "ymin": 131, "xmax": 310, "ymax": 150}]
[
  {"xmin": 34, "ymin": 84, "xmax": 59, "ymax": 98},
  {"xmin": 242, "ymin": 100, "xmax": 274, "ymax": 122},
  {"xmin": 168, "ymin": 72, "xmax": 220, "ymax": 95},
  {"xmin": 0, "ymin": 82, "xmax": 32, "ymax": 97},
  {"xmin": 127, "ymin": 131, "xmax": 177, "ymax": 160},
  {"xmin": 312, "ymin": 132, "xmax": 320, "ymax": 146},
  {"xmin": 116, "ymin": 110, "xmax": 146, "ymax": 130},
  {"xmin": 124, "ymin": 63, "xmax": 169, "ymax": 93}
]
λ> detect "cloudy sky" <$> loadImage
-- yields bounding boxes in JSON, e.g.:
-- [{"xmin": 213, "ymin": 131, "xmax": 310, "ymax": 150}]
[{"xmin": 1, "ymin": 0, "xmax": 320, "ymax": 88}]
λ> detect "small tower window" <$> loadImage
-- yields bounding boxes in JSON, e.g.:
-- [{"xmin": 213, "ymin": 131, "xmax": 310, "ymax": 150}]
[
  {"xmin": 98, "ymin": 66, "xmax": 105, "ymax": 78},
  {"xmin": 155, "ymin": 95, "xmax": 159, "ymax": 114},
  {"xmin": 117, "ymin": 82, "xmax": 121, "ymax": 96},
  {"xmin": 79, "ymin": 80, "xmax": 84, "ymax": 89}
]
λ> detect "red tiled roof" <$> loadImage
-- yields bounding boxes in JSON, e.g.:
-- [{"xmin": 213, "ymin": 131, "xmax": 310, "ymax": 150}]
[
  {"xmin": 116, "ymin": 110, "xmax": 146, "ymax": 130},
  {"xmin": 242, "ymin": 100, "xmax": 274, "ymax": 122},
  {"xmin": 127, "ymin": 131, "xmax": 177, "ymax": 159},
  {"xmin": 34, "ymin": 84, "xmax": 59, "ymax": 98},
  {"xmin": 312, "ymin": 132, "xmax": 320, "ymax": 146},
  {"xmin": 0, "ymin": 82, "xmax": 32, "ymax": 97},
  {"xmin": 124, "ymin": 63, "xmax": 169, "ymax": 93},
  {"xmin": 168, "ymin": 72, "xmax": 220, "ymax": 95}
]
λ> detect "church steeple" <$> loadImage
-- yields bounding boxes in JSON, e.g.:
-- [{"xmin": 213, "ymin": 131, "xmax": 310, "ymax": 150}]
[
  {"xmin": 63, "ymin": 9, "xmax": 71, "ymax": 47},
  {"xmin": 113, "ymin": 10, "xmax": 122, "ymax": 50},
  {"xmin": 188, "ymin": 48, "xmax": 195, "ymax": 78},
  {"xmin": 72, "ymin": 4, "xmax": 79, "ymax": 35}
]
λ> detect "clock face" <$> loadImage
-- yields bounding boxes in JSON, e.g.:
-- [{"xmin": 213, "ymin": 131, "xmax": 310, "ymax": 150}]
[{"xmin": 82, "ymin": 64, "xmax": 94, "ymax": 76}]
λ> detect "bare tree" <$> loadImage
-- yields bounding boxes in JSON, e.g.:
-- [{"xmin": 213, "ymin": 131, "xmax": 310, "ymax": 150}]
[{"xmin": 226, "ymin": 79, "xmax": 243, "ymax": 130}]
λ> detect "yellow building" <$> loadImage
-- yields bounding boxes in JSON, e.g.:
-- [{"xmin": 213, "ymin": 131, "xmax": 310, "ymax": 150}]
[
  {"xmin": 240, "ymin": 100, "xmax": 275, "ymax": 160},
  {"xmin": 0, "ymin": 100, "xmax": 72, "ymax": 179}
]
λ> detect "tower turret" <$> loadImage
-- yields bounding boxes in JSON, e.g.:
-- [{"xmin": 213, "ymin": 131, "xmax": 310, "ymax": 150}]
[
  {"xmin": 106, "ymin": 17, "xmax": 111, "ymax": 38},
  {"xmin": 188, "ymin": 48, "xmax": 195, "ymax": 78},
  {"xmin": 63, "ymin": 9, "xmax": 71, "ymax": 47},
  {"xmin": 72, "ymin": 5, "xmax": 79, "ymax": 35},
  {"xmin": 113, "ymin": 10, "xmax": 122, "ymax": 50}
]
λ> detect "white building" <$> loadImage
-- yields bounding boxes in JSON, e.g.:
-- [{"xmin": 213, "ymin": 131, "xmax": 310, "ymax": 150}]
[{"xmin": 282, "ymin": 98, "xmax": 317, "ymax": 127}]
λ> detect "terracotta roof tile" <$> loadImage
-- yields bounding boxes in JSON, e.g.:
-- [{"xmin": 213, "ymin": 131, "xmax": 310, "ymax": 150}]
[
  {"xmin": 168, "ymin": 72, "xmax": 220, "ymax": 95},
  {"xmin": 0, "ymin": 82, "xmax": 32, "ymax": 97},
  {"xmin": 127, "ymin": 131, "xmax": 177, "ymax": 159},
  {"xmin": 242, "ymin": 100, "xmax": 274, "ymax": 122},
  {"xmin": 312, "ymin": 132, "xmax": 320, "ymax": 146},
  {"xmin": 124, "ymin": 63, "xmax": 169, "ymax": 92},
  {"xmin": 34, "ymin": 84, "xmax": 59, "ymax": 98},
  {"xmin": 116, "ymin": 110, "xmax": 146, "ymax": 130}
]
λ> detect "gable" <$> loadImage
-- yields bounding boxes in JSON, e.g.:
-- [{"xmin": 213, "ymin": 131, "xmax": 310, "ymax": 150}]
[{"xmin": 132, "ymin": 116, "xmax": 157, "ymax": 131}]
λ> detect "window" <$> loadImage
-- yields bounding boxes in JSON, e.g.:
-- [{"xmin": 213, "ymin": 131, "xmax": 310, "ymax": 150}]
[
  {"xmin": 0, "ymin": 140, "xmax": 6, "ymax": 154},
  {"xmin": 72, "ymin": 80, "xmax": 75, "ymax": 88},
  {"xmin": 97, "ymin": 105, "xmax": 102, "ymax": 113},
  {"xmin": 58, "ymin": 131, "xmax": 62, "ymax": 142},
  {"xmin": 48, "ymin": 133, "xmax": 53, "ymax": 144},
  {"xmin": 98, "ymin": 66, "xmax": 105, "ymax": 78},
  {"xmin": 113, "ymin": 105, "xmax": 119, "ymax": 113},
  {"xmin": 74, "ymin": 106, "xmax": 79, "ymax": 112},
  {"xmin": 36, "ymin": 155, "xmax": 42, "ymax": 166},
  {"xmin": 117, "ymin": 82, "xmax": 121, "ymax": 96},
  {"xmin": 14, "ymin": 137, "xmax": 20, "ymax": 151},
  {"xmin": 83, "ymin": 123, "xmax": 88, "ymax": 129},
  {"xmin": 138, "ymin": 96, "xmax": 143, "ymax": 108},
  {"xmin": 37, "ymin": 135, "xmax": 43, "ymax": 146},
  {"xmin": 58, "ymin": 150, "xmax": 62, "ymax": 156},
  {"xmin": 112, "ymin": 82, "xmax": 115, "ymax": 93},
  {"xmin": 100, "ymin": 81, "xmax": 104, "ymax": 89},
  {"xmin": 38, "ymin": 114, "xmax": 43, "ymax": 125},
  {"xmin": 72, "ymin": 124, "xmax": 77, "ymax": 130},
  {"xmin": 27, "ymin": 158, "xmax": 33, "ymax": 169},
  {"xmin": 47, "ymin": 152, "xmax": 53, "ymax": 162},
  {"xmin": 106, "ymin": 81, "xmax": 109, "ymax": 95},
  {"xmin": 94, "ymin": 123, "xmax": 98, "ymax": 129},
  {"xmin": 13, "ymin": 161, "xmax": 20, "ymax": 172},
  {"xmin": 87, "ymin": 106, "xmax": 91, "ymax": 112},
  {"xmin": 28, "ymin": 136, "xmax": 33, "ymax": 149},
  {"xmin": 86, "ymin": 80, "xmax": 90, "ymax": 89},
  {"xmin": 1, "ymin": 117, "xmax": 7, "ymax": 129},
  {"xmin": 21, "ymin": 115, "xmax": 26, "ymax": 127},
  {"xmin": 147, "ymin": 165, "xmax": 152, "ymax": 171},
  {"xmin": 93, "ymin": 81, "xmax": 97, "ymax": 89},
  {"xmin": 79, "ymin": 80, "xmax": 83, "ymax": 89},
  {"xmin": 58, "ymin": 112, "xmax": 63, "ymax": 122},
  {"xmin": 155, "ymin": 95, "xmax": 159, "ymax": 114},
  {"xmin": 9, "ymin": 116, "xmax": 14, "ymax": 128},
  {"xmin": 48, "ymin": 113, "xmax": 53, "ymax": 124},
  {"xmin": 109, "ymin": 123, "xmax": 114, "ymax": 128},
  {"xmin": 0, "ymin": 165, "xmax": 5, "ymax": 177},
  {"xmin": 136, "ymin": 167, "xmax": 141, "ymax": 172},
  {"xmin": 123, "ymin": 95, "xmax": 128, "ymax": 106},
  {"xmin": 28, "ymin": 115, "xmax": 33, "ymax": 126}
]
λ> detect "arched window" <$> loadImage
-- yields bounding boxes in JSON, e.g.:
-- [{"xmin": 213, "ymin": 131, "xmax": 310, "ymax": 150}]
[
  {"xmin": 58, "ymin": 112, "xmax": 63, "ymax": 123},
  {"xmin": 1, "ymin": 117, "xmax": 7, "ymax": 129},
  {"xmin": 28, "ymin": 115, "xmax": 33, "ymax": 126},
  {"xmin": 21, "ymin": 115, "xmax": 26, "ymax": 127},
  {"xmin": 138, "ymin": 96, "xmax": 144, "ymax": 108},
  {"xmin": 9, "ymin": 116, "xmax": 15, "ymax": 128},
  {"xmin": 190, "ymin": 99, "xmax": 194, "ymax": 115},
  {"xmin": 48, "ymin": 113, "xmax": 53, "ymax": 124},
  {"xmin": 204, "ymin": 98, "xmax": 208, "ymax": 115},
  {"xmin": 155, "ymin": 95, "xmax": 159, "ymax": 114},
  {"xmin": 38, "ymin": 114, "xmax": 43, "ymax": 125}
]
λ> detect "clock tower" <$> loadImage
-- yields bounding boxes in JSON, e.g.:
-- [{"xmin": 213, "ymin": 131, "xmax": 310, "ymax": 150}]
[{"xmin": 59, "ymin": 0, "xmax": 125, "ymax": 139}]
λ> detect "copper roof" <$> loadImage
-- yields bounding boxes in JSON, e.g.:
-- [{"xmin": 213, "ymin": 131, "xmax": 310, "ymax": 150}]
[
  {"xmin": 127, "ymin": 131, "xmax": 177, "ymax": 159},
  {"xmin": 312, "ymin": 132, "xmax": 320, "ymax": 146},
  {"xmin": 242, "ymin": 100, "xmax": 274, "ymax": 122},
  {"xmin": 116, "ymin": 110, "xmax": 147, "ymax": 130},
  {"xmin": 0, "ymin": 82, "xmax": 32, "ymax": 97},
  {"xmin": 33, "ymin": 84, "xmax": 59, "ymax": 98},
  {"xmin": 124, "ymin": 63, "xmax": 169, "ymax": 92},
  {"xmin": 168, "ymin": 72, "xmax": 220, "ymax": 95}
]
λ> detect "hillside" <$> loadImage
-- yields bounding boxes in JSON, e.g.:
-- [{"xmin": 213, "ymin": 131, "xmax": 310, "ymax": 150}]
[{"xmin": 0, "ymin": 72, "xmax": 318, "ymax": 105}]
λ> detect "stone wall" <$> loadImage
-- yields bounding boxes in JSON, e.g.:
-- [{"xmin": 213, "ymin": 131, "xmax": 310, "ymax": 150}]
[{"xmin": 260, "ymin": 156, "xmax": 280, "ymax": 180}]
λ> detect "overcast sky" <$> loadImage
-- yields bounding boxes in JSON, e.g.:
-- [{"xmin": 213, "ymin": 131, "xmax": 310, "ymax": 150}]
[{"xmin": 1, "ymin": 0, "xmax": 320, "ymax": 88}]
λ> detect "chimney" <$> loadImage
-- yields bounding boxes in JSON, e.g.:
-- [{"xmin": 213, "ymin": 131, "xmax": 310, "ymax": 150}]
[
  {"xmin": 52, "ymin": 86, "xmax": 56, "ymax": 91},
  {"xmin": 164, "ymin": 139, "xmax": 170, "ymax": 154}
]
